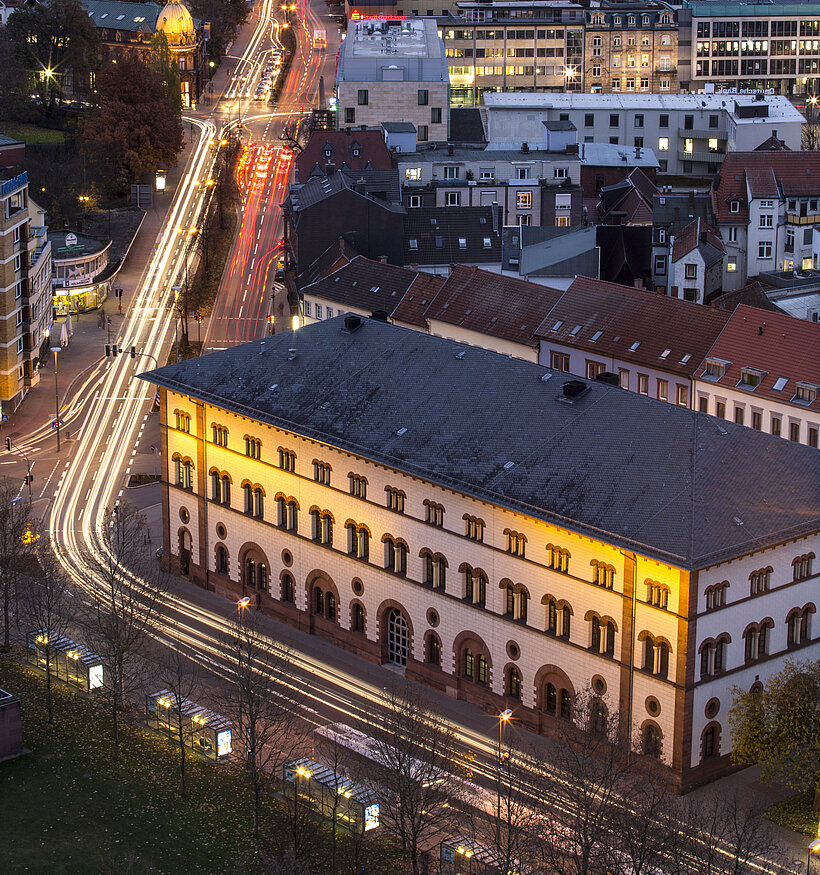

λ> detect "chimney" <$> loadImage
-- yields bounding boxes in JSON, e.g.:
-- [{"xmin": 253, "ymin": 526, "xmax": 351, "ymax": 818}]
[
  {"xmin": 378, "ymin": 255, "xmax": 388, "ymax": 263},
  {"xmin": 634, "ymin": 146, "xmax": 642, "ymax": 159},
  {"xmin": 447, "ymin": 143, "xmax": 454, "ymax": 156},
  {"xmin": 354, "ymin": 178, "xmax": 366, "ymax": 195},
  {"xmin": 521, "ymin": 142, "xmax": 530, "ymax": 154},
  {"xmin": 326, "ymin": 161, "xmax": 336, "ymax": 175},
  {"xmin": 343, "ymin": 314, "xmax": 364, "ymax": 332}
]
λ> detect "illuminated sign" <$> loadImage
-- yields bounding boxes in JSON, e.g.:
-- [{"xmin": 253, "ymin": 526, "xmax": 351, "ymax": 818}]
[
  {"xmin": 89, "ymin": 664, "xmax": 103, "ymax": 690},
  {"xmin": 364, "ymin": 803, "xmax": 380, "ymax": 831},
  {"xmin": 0, "ymin": 172, "xmax": 27, "ymax": 197},
  {"xmin": 350, "ymin": 12, "xmax": 406, "ymax": 20},
  {"xmin": 217, "ymin": 729, "xmax": 232, "ymax": 757}
]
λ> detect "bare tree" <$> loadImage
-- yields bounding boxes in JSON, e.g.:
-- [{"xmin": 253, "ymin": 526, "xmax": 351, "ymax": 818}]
[
  {"xmin": 80, "ymin": 502, "xmax": 167, "ymax": 760},
  {"xmin": 0, "ymin": 480, "xmax": 34, "ymax": 652},
  {"xmin": 358, "ymin": 682, "xmax": 468, "ymax": 875},
  {"xmin": 225, "ymin": 610, "xmax": 304, "ymax": 838},
  {"xmin": 23, "ymin": 540, "xmax": 71, "ymax": 724},
  {"xmin": 535, "ymin": 691, "xmax": 630, "ymax": 875},
  {"xmin": 156, "ymin": 636, "xmax": 203, "ymax": 798},
  {"xmin": 681, "ymin": 790, "xmax": 785, "ymax": 875}
]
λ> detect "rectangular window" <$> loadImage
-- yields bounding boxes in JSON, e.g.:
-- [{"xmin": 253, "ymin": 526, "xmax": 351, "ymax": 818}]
[
  {"xmin": 609, "ymin": 113, "xmax": 619, "ymax": 127},
  {"xmin": 357, "ymin": 89, "xmax": 368, "ymax": 105},
  {"xmin": 771, "ymin": 416, "xmax": 781, "ymax": 437},
  {"xmin": 676, "ymin": 384, "xmax": 688, "ymax": 407},
  {"xmin": 759, "ymin": 214, "xmax": 773, "ymax": 228},
  {"xmin": 685, "ymin": 263, "xmax": 697, "ymax": 279},
  {"xmin": 659, "ymin": 114, "xmax": 669, "ymax": 128},
  {"xmin": 637, "ymin": 374, "xmax": 649, "ymax": 395},
  {"xmin": 418, "ymin": 89, "xmax": 429, "ymax": 105},
  {"xmin": 758, "ymin": 241, "xmax": 772, "ymax": 259},
  {"xmin": 658, "ymin": 137, "xmax": 669, "ymax": 151},
  {"xmin": 516, "ymin": 191, "xmax": 532, "ymax": 209},
  {"xmin": 445, "ymin": 191, "xmax": 461, "ymax": 207},
  {"xmin": 444, "ymin": 165, "xmax": 458, "ymax": 179},
  {"xmin": 654, "ymin": 255, "xmax": 667, "ymax": 274},
  {"xmin": 431, "ymin": 107, "xmax": 442, "ymax": 124},
  {"xmin": 619, "ymin": 369, "xmax": 629, "ymax": 390},
  {"xmin": 345, "ymin": 107, "xmax": 355, "ymax": 125},
  {"xmin": 585, "ymin": 113, "xmax": 594, "ymax": 127},
  {"xmin": 417, "ymin": 125, "xmax": 428, "ymax": 142},
  {"xmin": 657, "ymin": 379, "xmax": 668, "ymax": 402},
  {"xmin": 585, "ymin": 360, "xmax": 605, "ymax": 379},
  {"xmin": 789, "ymin": 421, "xmax": 800, "ymax": 442},
  {"xmin": 550, "ymin": 351, "xmax": 570, "ymax": 372}
]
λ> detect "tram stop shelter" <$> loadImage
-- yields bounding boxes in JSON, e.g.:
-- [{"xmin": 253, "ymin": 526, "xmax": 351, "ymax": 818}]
[
  {"xmin": 146, "ymin": 690, "xmax": 232, "ymax": 761},
  {"xmin": 283, "ymin": 756, "xmax": 380, "ymax": 835},
  {"xmin": 27, "ymin": 629, "xmax": 104, "ymax": 693}
]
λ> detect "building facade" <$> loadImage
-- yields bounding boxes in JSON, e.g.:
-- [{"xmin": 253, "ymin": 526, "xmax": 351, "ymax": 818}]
[
  {"xmin": 49, "ymin": 231, "xmax": 112, "ymax": 315},
  {"xmin": 484, "ymin": 91, "xmax": 804, "ymax": 176},
  {"xmin": 146, "ymin": 318, "xmax": 820, "ymax": 793},
  {"xmin": 583, "ymin": 5, "xmax": 678, "ymax": 96},
  {"xmin": 0, "ymin": 172, "xmax": 52, "ymax": 408},
  {"xmin": 336, "ymin": 18, "xmax": 450, "ymax": 142}
]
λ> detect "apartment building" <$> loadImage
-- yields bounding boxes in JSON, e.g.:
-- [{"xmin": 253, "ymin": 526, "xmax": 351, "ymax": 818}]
[
  {"xmin": 146, "ymin": 316, "xmax": 820, "ymax": 792},
  {"xmin": 681, "ymin": 0, "xmax": 820, "ymax": 98},
  {"xmin": 396, "ymin": 141, "xmax": 584, "ymax": 228},
  {"xmin": 694, "ymin": 304, "xmax": 820, "ymax": 447},
  {"xmin": 0, "ymin": 171, "xmax": 52, "ymax": 408},
  {"xmin": 336, "ymin": 17, "xmax": 449, "ymax": 142},
  {"xmin": 484, "ymin": 91, "xmax": 804, "ymax": 175},
  {"xmin": 583, "ymin": 4, "xmax": 678, "ymax": 96},
  {"xmin": 712, "ymin": 151, "xmax": 820, "ymax": 291}
]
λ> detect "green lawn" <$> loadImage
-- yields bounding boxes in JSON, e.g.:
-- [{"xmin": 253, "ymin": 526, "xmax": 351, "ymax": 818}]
[
  {"xmin": 0, "ymin": 657, "xmax": 263, "ymax": 874},
  {"xmin": 0, "ymin": 124, "xmax": 66, "ymax": 145}
]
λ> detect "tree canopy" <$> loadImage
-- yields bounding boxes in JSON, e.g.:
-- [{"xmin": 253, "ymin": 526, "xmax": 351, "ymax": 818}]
[
  {"xmin": 729, "ymin": 659, "xmax": 820, "ymax": 807},
  {"xmin": 80, "ymin": 55, "xmax": 183, "ymax": 192}
]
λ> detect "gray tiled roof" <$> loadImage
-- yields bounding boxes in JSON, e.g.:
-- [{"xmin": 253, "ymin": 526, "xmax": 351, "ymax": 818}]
[
  {"xmin": 84, "ymin": 1, "xmax": 161, "ymax": 33},
  {"xmin": 141, "ymin": 318, "xmax": 820, "ymax": 570}
]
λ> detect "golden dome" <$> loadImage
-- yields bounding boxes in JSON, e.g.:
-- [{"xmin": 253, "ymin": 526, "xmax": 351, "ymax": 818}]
[{"xmin": 156, "ymin": 1, "xmax": 195, "ymax": 46}]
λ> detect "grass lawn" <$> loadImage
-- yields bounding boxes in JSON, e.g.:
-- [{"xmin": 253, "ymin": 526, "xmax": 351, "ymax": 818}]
[
  {"xmin": 0, "ymin": 124, "xmax": 66, "ymax": 145},
  {"xmin": 767, "ymin": 792, "xmax": 820, "ymax": 838},
  {"xmin": 0, "ymin": 656, "xmax": 266, "ymax": 874}
]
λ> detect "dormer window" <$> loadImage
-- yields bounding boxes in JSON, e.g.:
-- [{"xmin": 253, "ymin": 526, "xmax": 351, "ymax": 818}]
[
  {"xmin": 704, "ymin": 358, "xmax": 729, "ymax": 379},
  {"xmin": 793, "ymin": 382, "xmax": 818, "ymax": 404},
  {"xmin": 739, "ymin": 368, "xmax": 765, "ymax": 388},
  {"xmin": 323, "ymin": 149, "xmax": 333, "ymax": 159},
  {"xmin": 642, "ymin": 14, "xmax": 650, "ymax": 26},
  {"xmin": 614, "ymin": 15, "xmax": 621, "ymax": 25},
  {"xmin": 660, "ymin": 13, "xmax": 671, "ymax": 24},
  {"xmin": 730, "ymin": 200, "xmax": 740, "ymax": 213},
  {"xmin": 352, "ymin": 147, "xmax": 361, "ymax": 157},
  {"xmin": 628, "ymin": 15, "xmax": 635, "ymax": 26}
]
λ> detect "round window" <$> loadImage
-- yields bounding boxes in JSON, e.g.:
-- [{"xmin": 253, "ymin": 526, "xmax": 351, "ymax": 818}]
[
  {"xmin": 352, "ymin": 579, "xmax": 364, "ymax": 595},
  {"xmin": 179, "ymin": 507, "xmax": 190, "ymax": 523},
  {"xmin": 592, "ymin": 675, "xmax": 607, "ymax": 695},
  {"xmin": 216, "ymin": 523, "xmax": 227, "ymax": 539},
  {"xmin": 282, "ymin": 549, "xmax": 293, "ymax": 567},
  {"xmin": 705, "ymin": 698, "xmax": 720, "ymax": 719},
  {"xmin": 506, "ymin": 641, "xmax": 520, "ymax": 661},
  {"xmin": 426, "ymin": 608, "xmax": 439, "ymax": 627},
  {"xmin": 645, "ymin": 696, "xmax": 660, "ymax": 716}
]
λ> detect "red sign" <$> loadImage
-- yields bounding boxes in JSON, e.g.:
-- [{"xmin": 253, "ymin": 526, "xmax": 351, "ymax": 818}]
[{"xmin": 350, "ymin": 11, "xmax": 406, "ymax": 20}]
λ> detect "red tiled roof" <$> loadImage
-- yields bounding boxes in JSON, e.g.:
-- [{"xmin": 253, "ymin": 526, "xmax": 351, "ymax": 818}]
[
  {"xmin": 712, "ymin": 152, "xmax": 820, "ymax": 223},
  {"xmin": 390, "ymin": 272, "xmax": 446, "ymax": 327},
  {"xmin": 671, "ymin": 218, "xmax": 723, "ymax": 262},
  {"xmin": 422, "ymin": 266, "xmax": 563, "ymax": 348},
  {"xmin": 693, "ymin": 303, "xmax": 820, "ymax": 410},
  {"xmin": 294, "ymin": 130, "xmax": 392, "ymax": 184},
  {"xmin": 535, "ymin": 276, "xmax": 730, "ymax": 376}
]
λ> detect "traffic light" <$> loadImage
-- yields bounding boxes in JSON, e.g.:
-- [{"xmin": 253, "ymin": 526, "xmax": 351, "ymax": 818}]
[
  {"xmin": 24, "ymin": 474, "xmax": 33, "ymax": 485},
  {"xmin": 130, "ymin": 346, "xmax": 136, "ymax": 359},
  {"xmin": 112, "ymin": 345, "xmax": 118, "ymax": 357},
  {"xmin": 4, "ymin": 438, "xmax": 10, "ymax": 451},
  {"xmin": 197, "ymin": 313, "xmax": 203, "ymax": 324},
  {"xmin": 105, "ymin": 344, "xmax": 111, "ymax": 357}
]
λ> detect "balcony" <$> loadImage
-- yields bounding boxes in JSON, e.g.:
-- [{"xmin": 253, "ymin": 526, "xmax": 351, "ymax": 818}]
[
  {"xmin": 678, "ymin": 149, "xmax": 724, "ymax": 164},
  {"xmin": 678, "ymin": 127, "xmax": 727, "ymax": 139},
  {"xmin": 785, "ymin": 212, "xmax": 820, "ymax": 226}
]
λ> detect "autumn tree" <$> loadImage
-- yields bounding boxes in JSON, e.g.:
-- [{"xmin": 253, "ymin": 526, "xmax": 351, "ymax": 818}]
[
  {"xmin": 80, "ymin": 503, "xmax": 167, "ymax": 760},
  {"xmin": 729, "ymin": 659, "xmax": 820, "ymax": 811},
  {"xmin": 0, "ymin": 482, "xmax": 35, "ymax": 653},
  {"xmin": 358, "ymin": 682, "xmax": 467, "ymax": 875},
  {"xmin": 80, "ymin": 55, "xmax": 183, "ymax": 193},
  {"xmin": 148, "ymin": 31, "xmax": 182, "ymax": 111},
  {"xmin": 6, "ymin": 0, "xmax": 100, "ymax": 114},
  {"xmin": 23, "ymin": 541, "xmax": 71, "ymax": 725}
]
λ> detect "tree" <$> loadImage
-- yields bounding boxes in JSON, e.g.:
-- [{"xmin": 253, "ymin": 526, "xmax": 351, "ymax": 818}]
[
  {"xmin": 0, "ymin": 481, "xmax": 35, "ymax": 653},
  {"xmin": 535, "ymin": 691, "xmax": 630, "ymax": 875},
  {"xmin": 729, "ymin": 660, "xmax": 820, "ymax": 811},
  {"xmin": 80, "ymin": 55, "xmax": 183, "ymax": 193},
  {"xmin": 156, "ymin": 637, "xmax": 202, "ymax": 798},
  {"xmin": 358, "ymin": 682, "xmax": 467, "ymax": 875},
  {"xmin": 680, "ymin": 790, "xmax": 784, "ymax": 875},
  {"xmin": 6, "ymin": 0, "xmax": 100, "ymax": 114},
  {"xmin": 0, "ymin": 29, "xmax": 31, "ymax": 123},
  {"xmin": 23, "ymin": 540, "xmax": 71, "ymax": 725},
  {"xmin": 225, "ymin": 610, "xmax": 304, "ymax": 837},
  {"xmin": 80, "ymin": 503, "xmax": 167, "ymax": 761},
  {"xmin": 148, "ymin": 31, "xmax": 182, "ymax": 112}
]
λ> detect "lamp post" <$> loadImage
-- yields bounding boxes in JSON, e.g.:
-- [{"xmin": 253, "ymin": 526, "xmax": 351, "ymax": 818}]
[
  {"xmin": 808, "ymin": 838, "xmax": 820, "ymax": 874},
  {"xmin": 496, "ymin": 708, "xmax": 513, "ymax": 856},
  {"xmin": 50, "ymin": 346, "xmax": 61, "ymax": 451}
]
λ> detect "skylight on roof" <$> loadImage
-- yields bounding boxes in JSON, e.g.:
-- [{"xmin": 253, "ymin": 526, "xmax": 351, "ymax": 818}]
[
  {"xmin": 660, "ymin": 348, "xmax": 671, "ymax": 359},
  {"xmin": 483, "ymin": 237, "xmax": 491, "ymax": 248},
  {"xmin": 458, "ymin": 238, "xmax": 467, "ymax": 249},
  {"xmin": 100, "ymin": 12, "xmax": 108, "ymax": 17},
  {"xmin": 590, "ymin": 330, "xmax": 603, "ymax": 342},
  {"xmin": 116, "ymin": 14, "xmax": 125, "ymax": 19},
  {"xmin": 680, "ymin": 353, "xmax": 691, "ymax": 364},
  {"xmin": 552, "ymin": 320, "xmax": 563, "ymax": 331},
  {"xmin": 773, "ymin": 376, "xmax": 788, "ymax": 391},
  {"xmin": 570, "ymin": 325, "xmax": 582, "ymax": 336},
  {"xmin": 629, "ymin": 341, "xmax": 641, "ymax": 351},
  {"xmin": 409, "ymin": 239, "xmax": 418, "ymax": 250},
  {"xmin": 370, "ymin": 286, "xmax": 379, "ymax": 292}
]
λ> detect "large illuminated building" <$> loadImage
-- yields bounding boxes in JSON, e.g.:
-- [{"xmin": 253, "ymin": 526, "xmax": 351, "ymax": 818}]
[{"xmin": 144, "ymin": 316, "xmax": 820, "ymax": 792}]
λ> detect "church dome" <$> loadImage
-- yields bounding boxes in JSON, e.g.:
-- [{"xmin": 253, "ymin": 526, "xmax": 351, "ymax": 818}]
[{"xmin": 156, "ymin": 1, "xmax": 195, "ymax": 46}]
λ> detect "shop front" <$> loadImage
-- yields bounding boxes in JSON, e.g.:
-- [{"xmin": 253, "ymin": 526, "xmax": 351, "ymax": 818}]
[
  {"xmin": 49, "ymin": 230, "xmax": 114, "ymax": 315},
  {"xmin": 52, "ymin": 277, "xmax": 110, "ymax": 316}
]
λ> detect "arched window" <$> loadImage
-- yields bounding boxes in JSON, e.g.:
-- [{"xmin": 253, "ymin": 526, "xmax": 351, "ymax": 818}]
[
  {"xmin": 793, "ymin": 553, "xmax": 814, "ymax": 582},
  {"xmin": 243, "ymin": 484, "xmax": 253, "ymax": 514},
  {"xmin": 744, "ymin": 622, "xmax": 771, "ymax": 661},
  {"xmin": 546, "ymin": 544, "xmax": 570, "ymax": 573},
  {"xmin": 314, "ymin": 588, "xmax": 324, "ymax": 615},
  {"xmin": 281, "ymin": 573, "xmax": 294, "ymax": 602},
  {"xmin": 211, "ymin": 470, "xmax": 221, "ymax": 502},
  {"xmin": 643, "ymin": 723, "xmax": 662, "ymax": 758},
  {"xmin": 701, "ymin": 724, "xmax": 720, "ymax": 760},
  {"xmin": 787, "ymin": 607, "xmax": 813, "ymax": 646},
  {"xmin": 423, "ymin": 552, "xmax": 446, "ymax": 589},
  {"xmin": 560, "ymin": 689, "xmax": 572, "ymax": 719},
  {"xmin": 279, "ymin": 497, "xmax": 289, "ymax": 527},
  {"xmin": 749, "ymin": 567, "xmax": 772, "ymax": 596},
  {"xmin": 326, "ymin": 592, "xmax": 337, "ymax": 622},
  {"xmin": 504, "ymin": 582, "xmax": 515, "ymax": 616},
  {"xmin": 592, "ymin": 561, "xmax": 615, "ymax": 588},
  {"xmin": 464, "ymin": 648, "xmax": 474, "ymax": 679},
  {"xmin": 545, "ymin": 682, "xmax": 557, "ymax": 714},
  {"xmin": 387, "ymin": 609, "xmax": 409, "ymax": 666},
  {"xmin": 547, "ymin": 598, "xmax": 557, "ymax": 633},
  {"xmin": 477, "ymin": 654, "xmax": 488, "ymax": 684},
  {"xmin": 427, "ymin": 633, "xmax": 441, "ymax": 666},
  {"xmin": 246, "ymin": 558, "xmax": 256, "ymax": 589},
  {"xmin": 646, "ymin": 581, "xmax": 669, "ymax": 609},
  {"xmin": 384, "ymin": 537, "xmax": 408, "ymax": 575},
  {"xmin": 642, "ymin": 635, "xmax": 669, "ymax": 677},
  {"xmin": 254, "ymin": 488, "xmax": 264, "ymax": 520},
  {"xmin": 352, "ymin": 603, "xmax": 365, "ymax": 633},
  {"xmin": 507, "ymin": 666, "xmax": 522, "ymax": 699},
  {"xmin": 216, "ymin": 545, "xmax": 228, "ymax": 575},
  {"xmin": 221, "ymin": 475, "xmax": 230, "ymax": 506},
  {"xmin": 700, "ymin": 636, "xmax": 728, "ymax": 677},
  {"xmin": 347, "ymin": 524, "xmax": 369, "ymax": 560}
]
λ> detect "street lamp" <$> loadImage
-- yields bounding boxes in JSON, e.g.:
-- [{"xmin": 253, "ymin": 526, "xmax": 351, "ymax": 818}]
[
  {"xmin": 808, "ymin": 838, "xmax": 820, "ymax": 874},
  {"xmin": 50, "ymin": 346, "xmax": 61, "ymax": 451},
  {"xmin": 496, "ymin": 708, "xmax": 513, "ymax": 854}
]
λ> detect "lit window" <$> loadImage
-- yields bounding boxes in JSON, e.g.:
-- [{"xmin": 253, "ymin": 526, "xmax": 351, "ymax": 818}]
[{"xmin": 658, "ymin": 137, "xmax": 669, "ymax": 151}]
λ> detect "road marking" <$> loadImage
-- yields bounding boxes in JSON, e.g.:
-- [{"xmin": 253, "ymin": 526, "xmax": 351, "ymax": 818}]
[{"xmin": 85, "ymin": 489, "xmax": 91, "ymax": 501}]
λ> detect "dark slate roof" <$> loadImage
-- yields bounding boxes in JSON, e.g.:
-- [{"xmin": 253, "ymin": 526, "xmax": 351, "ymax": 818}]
[
  {"xmin": 295, "ymin": 130, "xmax": 393, "ymax": 184},
  {"xmin": 710, "ymin": 281, "xmax": 784, "ymax": 314},
  {"xmin": 404, "ymin": 207, "xmax": 501, "ymax": 265},
  {"xmin": 301, "ymin": 255, "xmax": 421, "ymax": 314},
  {"xmin": 542, "ymin": 120, "xmax": 577, "ymax": 131},
  {"xmin": 142, "ymin": 318, "xmax": 820, "ymax": 570},
  {"xmin": 449, "ymin": 108, "xmax": 486, "ymax": 145},
  {"xmin": 596, "ymin": 225, "xmax": 652, "ymax": 287},
  {"xmin": 285, "ymin": 171, "xmax": 404, "ymax": 217},
  {"xmin": 85, "ymin": 0, "xmax": 161, "ymax": 33},
  {"xmin": 382, "ymin": 122, "xmax": 416, "ymax": 133},
  {"xmin": 297, "ymin": 239, "xmax": 361, "ymax": 288},
  {"xmin": 653, "ymin": 192, "xmax": 715, "ymax": 236}
]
